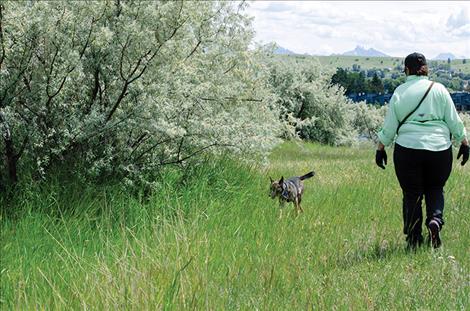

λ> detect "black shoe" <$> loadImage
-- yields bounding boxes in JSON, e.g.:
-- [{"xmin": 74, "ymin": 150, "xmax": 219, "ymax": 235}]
[{"xmin": 428, "ymin": 220, "xmax": 441, "ymax": 248}]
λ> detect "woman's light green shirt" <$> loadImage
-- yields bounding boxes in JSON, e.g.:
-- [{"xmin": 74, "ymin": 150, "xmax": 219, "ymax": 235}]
[{"xmin": 377, "ymin": 75, "xmax": 467, "ymax": 151}]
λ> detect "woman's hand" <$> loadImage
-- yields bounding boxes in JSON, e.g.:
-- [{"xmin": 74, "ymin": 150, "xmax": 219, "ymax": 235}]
[
  {"xmin": 457, "ymin": 138, "xmax": 469, "ymax": 166},
  {"xmin": 376, "ymin": 142, "xmax": 387, "ymax": 169}
]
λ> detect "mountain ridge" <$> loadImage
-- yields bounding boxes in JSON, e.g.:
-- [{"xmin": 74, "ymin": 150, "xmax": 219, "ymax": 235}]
[
  {"xmin": 341, "ymin": 46, "xmax": 389, "ymax": 57},
  {"xmin": 433, "ymin": 53, "xmax": 457, "ymax": 60},
  {"xmin": 272, "ymin": 43, "xmax": 466, "ymax": 59}
]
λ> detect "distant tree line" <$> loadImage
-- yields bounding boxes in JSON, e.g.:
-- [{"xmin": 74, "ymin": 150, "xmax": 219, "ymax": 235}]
[
  {"xmin": 332, "ymin": 64, "xmax": 469, "ymax": 95},
  {"xmin": 331, "ymin": 68, "xmax": 400, "ymax": 95}
]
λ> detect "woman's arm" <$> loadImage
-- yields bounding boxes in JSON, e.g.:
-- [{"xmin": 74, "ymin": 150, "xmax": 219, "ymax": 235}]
[
  {"xmin": 442, "ymin": 86, "xmax": 467, "ymax": 143},
  {"xmin": 377, "ymin": 93, "xmax": 400, "ymax": 147}
]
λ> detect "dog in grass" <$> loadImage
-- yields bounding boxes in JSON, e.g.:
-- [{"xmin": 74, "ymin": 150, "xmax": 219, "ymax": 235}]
[{"xmin": 269, "ymin": 171, "xmax": 315, "ymax": 217}]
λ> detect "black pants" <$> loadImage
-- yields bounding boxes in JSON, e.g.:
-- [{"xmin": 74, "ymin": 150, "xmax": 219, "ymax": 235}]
[{"xmin": 393, "ymin": 144, "xmax": 452, "ymax": 239}]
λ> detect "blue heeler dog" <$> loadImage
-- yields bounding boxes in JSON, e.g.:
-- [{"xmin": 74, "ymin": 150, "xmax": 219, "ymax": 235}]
[{"xmin": 269, "ymin": 171, "xmax": 315, "ymax": 217}]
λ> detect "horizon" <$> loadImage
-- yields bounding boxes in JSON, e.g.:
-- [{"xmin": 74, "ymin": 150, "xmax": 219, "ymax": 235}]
[
  {"xmin": 274, "ymin": 44, "xmax": 467, "ymax": 59},
  {"xmin": 246, "ymin": 1, "xmax": 470, "ymax": 59}
]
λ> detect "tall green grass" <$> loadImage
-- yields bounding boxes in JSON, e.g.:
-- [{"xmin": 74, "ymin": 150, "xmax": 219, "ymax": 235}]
[{"xmin": 1, "ymin": 142, "xmax": 469, "ymax": 310}]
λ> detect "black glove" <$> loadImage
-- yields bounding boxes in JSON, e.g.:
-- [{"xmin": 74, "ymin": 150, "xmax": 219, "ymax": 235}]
[
  {"xmin": 375, "ymin": 149, "xmax": 387, "ymax": 169},
  {"xmin": 457, "ymin": 144, "xmax": 469, "ymax": 166}
]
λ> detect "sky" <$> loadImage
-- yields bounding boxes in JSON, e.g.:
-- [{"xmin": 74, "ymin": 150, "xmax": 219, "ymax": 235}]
[{"xmin": 245, "ymin": 1, "xmax": 470, "ymax": 59}]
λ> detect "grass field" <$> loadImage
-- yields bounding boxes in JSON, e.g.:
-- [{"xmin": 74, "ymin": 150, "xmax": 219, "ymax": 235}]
[
  {"xmin": 1, "ymin": 142, "xmax": 469, "ymax": 310},
  {"xmin": 281, "ymin": 54, "xmax": 470, "ymax": 73}
]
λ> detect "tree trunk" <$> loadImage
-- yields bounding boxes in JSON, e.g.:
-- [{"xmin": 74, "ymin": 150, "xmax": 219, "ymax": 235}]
[
  {"xmin": 4, "ymin": 137, "xmax": 17, "ymax": 185},
  {"xmin": 1, "ymin": 111, "xmax": 18, "ymax": 185}
]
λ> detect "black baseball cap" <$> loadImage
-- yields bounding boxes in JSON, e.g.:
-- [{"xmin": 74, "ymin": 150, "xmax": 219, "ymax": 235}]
[{"xmin": 404, "ymin": 52, "xmax": 427, "ymax": 72}]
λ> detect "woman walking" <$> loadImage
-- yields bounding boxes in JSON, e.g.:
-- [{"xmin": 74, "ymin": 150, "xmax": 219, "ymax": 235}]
[{"xmin": 375, "ymin": 52, "xmax": 468, "ymax": 249}]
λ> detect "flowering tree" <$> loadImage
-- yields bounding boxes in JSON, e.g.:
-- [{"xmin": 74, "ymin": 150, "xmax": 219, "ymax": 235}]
[{"xmin": 0, "ymin": 1, "xmax": 280, "ymax": 186}]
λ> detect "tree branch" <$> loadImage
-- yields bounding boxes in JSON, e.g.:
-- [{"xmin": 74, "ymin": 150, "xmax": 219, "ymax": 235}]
[
  {"xmin": 133, "ymin": 137, "xmax": 175, "ymax": 163},
  {"xmin": 45, "ymin": 43, "xmax": 60, "ymax": 99},
  {"xmin": 223, "ymin": 62, "xmax": 237, "ymax": 74},
  {"xmin": 159, "ymin": 143, "xmax": 234, "ymax": 166},
  {"xmin": 0, "ymin": 3, "xmax": 5, "ymax": 69},
  {"xmin": 130, "ymin": 132, "xmax": 148, "ymax": 148},
  {"xmin": 119, "ymin": 35, "xmax": 131, "ymax": 80},
  {"xmin": 198, "ymin": 97, "xmax": 263, "ymax": 102},
  {"xmin": 79, "ymin": 18, "xmax": 96, "ymax": 59},
  {"xmin": 86, "ymin": 66, "xmax": 100, "ymax": 113},
  {"xmin": 127, "ymin": 49, "xmax": 153, "ymax": 84},
  {"xmin": 45, "ymin": 68, "xmax": 73, "ymax": 110},
  {"xmin": 17, "ymin": 98, "xmax": 41, "ymax": 118},
  {"xmin": 184, "ymin": 39, "xmax": 201, "ymax": 61},
  {"xmin": 105, "ymin": 81, "xmax": 128, "ymax": 122},
  {"xmin": 0, "ymin": 45, "xmax": 34, "ymax": 107}
]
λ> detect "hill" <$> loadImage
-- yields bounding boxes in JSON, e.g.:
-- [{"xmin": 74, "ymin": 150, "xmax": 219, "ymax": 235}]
[
  {"xmin": 276, "ymin": 54, "xmax": 470, "ymax": 94},
  {"xmin": 342, "ymin": 46, "xmax": 389, "ymax": 57},
  {"xmin": 280, "ymin": 54, "xmax": 470, "ymax": 73},
  {"xmin": 433, "ymin": 53, "xmax": 457, "ymax": 60},
  {"xmin": 315, "ymin": 55, "xmax": 400, "ymax": 69},
  {"xmin": 274, "ymin": 45, "xmax": 297, "ymax": 55}
]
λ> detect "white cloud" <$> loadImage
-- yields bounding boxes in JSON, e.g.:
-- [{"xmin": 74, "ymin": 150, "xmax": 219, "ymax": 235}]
[
  {"xmin": 245, "ymin": 1, "xmax": 470, "ymax": 59},
  {"xmin": 447, "ymin": 8, "xmax": 470, "ymax": 41},
  {"xmin": 264, "ymin": 2, "xmax": 292, "ymax": 13},
  {"xmin": 452, "ymin": 24, "xmax": 470, "ymax": 38},
  {"xmin": 447, "ymin": 7, "xmax": 470, "ymax": 29}
]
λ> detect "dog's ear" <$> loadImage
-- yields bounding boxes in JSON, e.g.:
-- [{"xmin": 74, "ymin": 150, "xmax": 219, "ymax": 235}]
[
  {"xmin": 279, "ymin": 176, "xmax": 284, "ymax": 184},
  {"xmin": 269, "ymin": 176, "xmax": 274, "ymax": 183}
]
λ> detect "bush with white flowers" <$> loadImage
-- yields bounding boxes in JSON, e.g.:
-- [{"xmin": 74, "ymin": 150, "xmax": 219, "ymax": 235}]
[
  {"xmin": 266, "ymin": 56, "xmax": 358, "ymax": 146},
  {"xmin": 0, "ymin": 1, "xmax": 281, "ymax": 185}
]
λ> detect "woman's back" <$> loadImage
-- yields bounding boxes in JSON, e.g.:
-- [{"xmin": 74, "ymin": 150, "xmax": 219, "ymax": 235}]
[{"xmin": 382, "ymin": 75, "xmax": 465, "ymax": 151}]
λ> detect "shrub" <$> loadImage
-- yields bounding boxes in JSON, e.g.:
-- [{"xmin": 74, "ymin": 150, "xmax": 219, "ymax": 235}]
[
  {"xmin": 351, "ymin": 102, "xmax": 387, "ymax": 142},
  {"xmin": 266, "ymin": 57, "xmax": 358, "ymax": 146},
  {"xmin": 0, "ymin": 1, "xmax": 281, "ymax": 186},
  {"xmin": 459, "ymin": 112, "xmax": 470, "ymax": 135}
]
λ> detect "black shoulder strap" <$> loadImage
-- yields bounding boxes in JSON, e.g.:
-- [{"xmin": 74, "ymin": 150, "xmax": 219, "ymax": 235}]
[{"xmin": 396, "ymin": 81, "xmax": 434, "ymax": 134}]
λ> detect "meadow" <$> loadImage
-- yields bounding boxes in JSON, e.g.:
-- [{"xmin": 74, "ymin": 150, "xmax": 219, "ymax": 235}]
[
  {"xmin": 280, "ymin": 54, "xmax": 470, "ymax": 73},
  {"xmin": 315, "ymin": 55, "xmax": 470, "ymax": 72},
  {"xmin": 1, "ymin": 142, "xmax": 469, "ymax": 310}
]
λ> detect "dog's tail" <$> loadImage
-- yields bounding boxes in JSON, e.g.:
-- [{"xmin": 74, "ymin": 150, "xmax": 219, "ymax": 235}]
[{"xmin": 299, "ymin": 171, "xmax": 315, "ymax": 180}]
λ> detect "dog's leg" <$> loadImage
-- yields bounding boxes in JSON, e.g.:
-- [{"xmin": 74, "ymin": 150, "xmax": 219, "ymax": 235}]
[
  {"xmin": 279, "ymin": 200, "xmax": 285, "ymax": 219},
  {"xmin": 298, "ymin": 196, "xmax": 304, "ymax": 213},
  {"xmin": 293, "ymin": 198, "xmax": 300, "ymax": 216}
]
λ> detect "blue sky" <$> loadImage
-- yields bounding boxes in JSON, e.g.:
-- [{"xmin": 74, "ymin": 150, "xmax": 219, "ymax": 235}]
[{"xmin": 245, "ymin": 1, "xmax": 470, "ymax": 58}]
